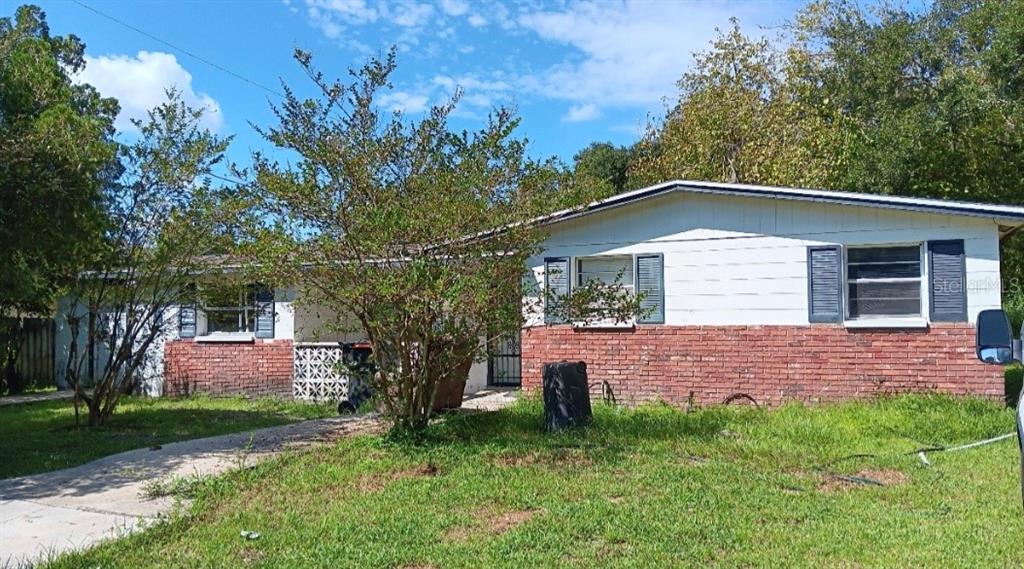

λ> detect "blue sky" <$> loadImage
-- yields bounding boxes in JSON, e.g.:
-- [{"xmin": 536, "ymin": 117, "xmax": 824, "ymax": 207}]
[{"xmin": 22, "ymin": 0, "xmax": 803, "ymax": 168}]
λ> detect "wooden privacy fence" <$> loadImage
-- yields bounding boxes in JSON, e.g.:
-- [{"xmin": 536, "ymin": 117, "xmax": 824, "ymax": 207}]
[{"xmin": 2, "ymin": 317, "xmax": 56, "ymax": 387}]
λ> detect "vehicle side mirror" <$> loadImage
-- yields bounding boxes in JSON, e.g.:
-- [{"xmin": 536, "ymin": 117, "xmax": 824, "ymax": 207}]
[{"xmin": 976, "ymin": 309, "xmax": 1016, "ymax": 365}]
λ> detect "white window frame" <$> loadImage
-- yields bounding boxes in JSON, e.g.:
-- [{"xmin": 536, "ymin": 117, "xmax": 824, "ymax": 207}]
[
  {"xmin": 572, "ymin": 254, "xmax": 636, "ymax": 329},
  {"xmin": 195, "ymin": 283, "xmax": 258, "ymax": 341},
  {"xmin": 843, "ymin": 242, "xmax": 928, "ymax": 327}
]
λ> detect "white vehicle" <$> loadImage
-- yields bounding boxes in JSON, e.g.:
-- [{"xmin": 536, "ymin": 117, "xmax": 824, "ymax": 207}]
[{"xmin": 974, "ymin": 309, "xmax": 1024, "ymax": 508}]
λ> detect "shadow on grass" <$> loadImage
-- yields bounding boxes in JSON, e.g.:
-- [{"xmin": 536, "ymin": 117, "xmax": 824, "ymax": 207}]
[
  {"xmin": 378, "ymin": 398, "xmax": 751, "ymax": 469},
  {"xmin": 1006, "ymin": 365, "xmax": 1023, "ymax": 407},
  {"xmin": 0, "ymin": 398, "xmax": 330, "ymax": 481}
]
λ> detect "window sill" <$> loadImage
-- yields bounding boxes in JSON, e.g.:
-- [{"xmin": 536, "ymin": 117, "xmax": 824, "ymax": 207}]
[
  {"xmin": 844, "ymin": 318, "xmax": 928, "ymax": 330},
  {"xmin": 196, "ymin": 332, "xmax": 256, "ymax": 343},
  {"xmin": 572, "ymin": 320, "xmax": 636, "ymax": 330}
]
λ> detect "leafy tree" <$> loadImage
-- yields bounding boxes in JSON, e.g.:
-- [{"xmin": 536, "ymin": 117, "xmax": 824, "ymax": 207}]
[
  {"xmin": 572, "ymin": 142, "xmax": 634, "ymax": 197},
  {"xmin": 0, "ymin": 5, "xmax": 118, "ymax": 393},
  {"xmin": 63, "ymin": 92, "xmax": 232, "ymax": 426},
  {"xmin": 244, "ymin": 50, "xmax": 639, "ymax": 433},
  {"xmin": 629, "ymin": 19, "xmax": 844, "ymax": 190},
  {"xmin": 792, "ymin": 0, "xmax": 1024, "ymax": 296}
]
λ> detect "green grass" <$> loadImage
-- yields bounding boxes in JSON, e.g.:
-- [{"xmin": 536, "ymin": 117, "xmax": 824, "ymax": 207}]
[
  {"xmin": 0, "ymin": 395, "xmax": 334, "ymax": 479},
  {"xmin": 48, "ymin": 394, "xmax": 1024, "ymax": 568},
  {"xmin": 1006, "ymin": 364, "xmax": 1023, "ymax": 406}
]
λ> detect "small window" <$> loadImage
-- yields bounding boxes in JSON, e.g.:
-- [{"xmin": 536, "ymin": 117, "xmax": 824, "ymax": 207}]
[
  {"xmin": 199, "ymin": 283, "xmax": 256, "ymax": 334},
  {"xmin": 846, "ymin": 245, "xmax": 923, "ymax": 319},
  {"xmin": 576, "ymin": 256, "xmax": 634, "ymax": 292}
]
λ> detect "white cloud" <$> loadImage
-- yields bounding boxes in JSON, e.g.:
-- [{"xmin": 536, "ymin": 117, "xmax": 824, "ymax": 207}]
[
  {"xmin": 306, "ymin": 0, "xmax": 378, "ymax": 25},
  {"xmin": 467, "ymin": 13, "xmax": 486, "ymax": 27},
  {"xmin": 387, "ymin": 1, "xmax": 433, "ymax": 27},
  {"xmin": 377, "ymin": 90, "xmax": 430, "ymax": 113},
  {"xmin": 76, "ymin": 51, "xmax": 223, "ymax": 133},
  {"xmin": 517, "ymin": 0, "xmax": 777, "ymax": 107},
  {"xmin": 440, "ymin": 0, "xmax": 469, "ymax": 17},
  {"xmin": 562, "ymin": 103, "xmax": 600, "ymax": 123}
]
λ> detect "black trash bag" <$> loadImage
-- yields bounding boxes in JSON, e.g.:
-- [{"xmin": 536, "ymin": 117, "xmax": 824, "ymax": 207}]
[
  {"xmin": 338, "ymin": 342, "xmax": 374, "ymax": 415},
  {"xmin": 542, "ymin": 361, "xmax": 592, "ymax": 431}
]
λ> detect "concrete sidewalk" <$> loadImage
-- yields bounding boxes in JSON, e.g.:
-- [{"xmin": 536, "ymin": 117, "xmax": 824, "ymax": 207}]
[
  {"xmin": 0, "ymin": 390, "xmax": 73, "ymax": 407},
  {"xmin": 0, "ymin": 414, "xmax": 381, "ymax": 567}
]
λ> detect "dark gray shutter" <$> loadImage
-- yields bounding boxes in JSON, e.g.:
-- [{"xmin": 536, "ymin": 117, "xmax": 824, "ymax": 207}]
[
  {"xmin": 807, "ymin": 246, "xmax": 843, "ymax": 323},
  {"xmin": 178, "ymin": 305, "xmax": 197, "ymax": 338},
  {"xmin": 254, "ymin": 285, "xmax": 275, "ymax": 338},
  {"xmin": 636, "ymin": 253, "xmax": 665, "ymax": 324},
  {"xmin": 544, "ymin": 257, "xmax": 571, "ymax": 324},
  {"xmin": 929, "ymin": 240, "xmax": 967, "ymax": 322}
]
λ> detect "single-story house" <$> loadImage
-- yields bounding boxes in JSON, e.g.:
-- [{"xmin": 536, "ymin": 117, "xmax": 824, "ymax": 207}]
[
  {"xmin": 55, "ymin": 180, "xmax": 1024, "ymax": 406},
  {"xmin": 522, "ymin": 180, "xmax": 1024, "ymax": 406}
]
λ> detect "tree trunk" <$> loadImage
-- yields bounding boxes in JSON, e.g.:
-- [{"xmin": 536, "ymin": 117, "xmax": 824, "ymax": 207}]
[{"xmin": 87, "ymin": 402, "xmax": 104, "ymax": 427}]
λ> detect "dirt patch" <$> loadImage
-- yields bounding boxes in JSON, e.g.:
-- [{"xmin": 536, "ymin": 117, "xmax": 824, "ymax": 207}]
[
  {"xmin": 358, "ymin": 463, "xmax": 439, "ymax": 493},
  {"xmin": 606, "ymin": 495, "xmax": 625, "ymax": 504},
  {"xmin": 488, "ymin": 509, "xmax": 538, "ymax": 534},
  {"xmin": 444, "ymin": 507, "xmax": 545, "ymax": 542},
  {"xmin": 818, "ymin": 469, "xmax": 909, "ymax": 492},
  {"xmin": 316, "ymin": 418, "xmax": 386, "ymax": 443},
  {"xmin": 858, "ymin": 469, "xmax": 909, "ymax": 485},
  {"xmin": 238, "ymin": 546, "xmax": 265, "ymax": 566}
]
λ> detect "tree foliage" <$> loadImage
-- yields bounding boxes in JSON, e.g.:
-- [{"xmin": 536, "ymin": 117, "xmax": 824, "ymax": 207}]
[
  {"xmin": 572, "ymin": 142, "xmax": 635, "ymax": 198},
  {"xmin": 63, "ymin": 92, "xmax": 232, "ymax": 426},
  {"xmin": 0, "ymin": 5, "xmax": 119, "ymax": 393},
  {"xmin": 244, "ymin": 50, "xmax": 639, "ymax": 432}
]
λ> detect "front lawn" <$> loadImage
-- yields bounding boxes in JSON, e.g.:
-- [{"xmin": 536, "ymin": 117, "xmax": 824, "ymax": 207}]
[
  {"xmin": 0, "ymin": 395, "xmax": 334, "ymax": 479},
  {"xmin": 49, "ymin": 395, "xmax": 1023, "ymax": 567}
]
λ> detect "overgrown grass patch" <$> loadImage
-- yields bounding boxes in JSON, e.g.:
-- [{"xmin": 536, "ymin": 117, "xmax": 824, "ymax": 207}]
[
  {"xmin": 0, "ymin": 395, "xmax": 334, "ymax": 479},
  {"xmin": 47, "ymin": 394, "xmax": 1024, "ymax": 567}
]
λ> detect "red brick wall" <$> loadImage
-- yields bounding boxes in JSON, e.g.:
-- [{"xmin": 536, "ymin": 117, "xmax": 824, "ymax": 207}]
[
  {"xmin": 521, "ymin": 324, "xmax": 1002, "ymax": 407},
  {"xmin": 164, "ymin": 340, "xmax": 294, "ymax": 397}
]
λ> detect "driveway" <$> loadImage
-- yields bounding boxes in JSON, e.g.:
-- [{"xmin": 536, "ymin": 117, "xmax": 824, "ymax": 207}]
[{"xmin": 0, "ymin": 414, "xmax": 381, "ymax": 567}]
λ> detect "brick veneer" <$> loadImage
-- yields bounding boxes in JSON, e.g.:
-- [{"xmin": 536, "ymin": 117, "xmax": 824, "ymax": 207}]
[
  {"xmin": 521, "ymin": 323, "xmax": 1002, "ymax": 407},
  {"xmin": 164, "ymin": 339, "xmax": 294, "ymax": 397}
]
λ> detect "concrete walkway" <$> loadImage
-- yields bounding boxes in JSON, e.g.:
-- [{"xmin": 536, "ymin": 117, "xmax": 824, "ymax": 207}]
[
  {"xmin": 0, "ymin": 390, "xmax": 73, "ymax": 407},
  {"xmin": 0, "ymin": 389, "xmax": 518, "ymax": 566},
  {"xmin": 0, "ymin": 414, "xmax": 381, "ymax": 567}
]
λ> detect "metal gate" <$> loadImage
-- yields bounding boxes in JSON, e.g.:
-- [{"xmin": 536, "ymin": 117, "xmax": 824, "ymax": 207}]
[{"xmin": 487, "ymin": 333, "xmax": 521, "ymax": 387}]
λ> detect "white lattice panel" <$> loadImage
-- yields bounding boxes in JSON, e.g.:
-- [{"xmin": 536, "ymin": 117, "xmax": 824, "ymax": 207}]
[{"xmin": 293, "ymin": 344, "xmax": 349, "ymax": 402}]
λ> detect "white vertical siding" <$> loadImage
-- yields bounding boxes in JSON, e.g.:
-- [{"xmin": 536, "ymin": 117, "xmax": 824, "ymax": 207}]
[{"xmin": 526, "ymin": 192, "xmax": 1002, "ymax": 326}]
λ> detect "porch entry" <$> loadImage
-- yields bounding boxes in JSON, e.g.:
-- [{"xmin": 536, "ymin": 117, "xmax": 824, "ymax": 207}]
[{"xmin": 487, "ymin": 332, "xmax": 521, "ymax": 387}]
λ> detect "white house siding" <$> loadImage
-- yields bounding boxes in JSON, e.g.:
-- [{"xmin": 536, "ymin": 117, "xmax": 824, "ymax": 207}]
[
  {"xmin": 54, "ymin": 300, "xmax": 176, "ymax": 396},
  {"xmin": 287, "ymin": 290, "xmax": 490, "ymax": 394},
  {"xmin": 526, "ymin": 192, "xmax": 1002, "ymax": 326}
]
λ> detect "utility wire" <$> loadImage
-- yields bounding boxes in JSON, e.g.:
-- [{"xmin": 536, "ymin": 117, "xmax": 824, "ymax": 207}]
[{"xmin": 70, "ymin": 0, "xmax": 284, "ymax": 98}]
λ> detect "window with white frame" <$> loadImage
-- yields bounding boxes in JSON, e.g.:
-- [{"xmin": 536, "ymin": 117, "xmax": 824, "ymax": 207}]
[
  {"xmin": 845, "ymin": 245, "xmax": 923, "ymax": 319},
  {"xmin": 576, "ymin": 256, "xmax": 634, "ymax": 292},
  {"xmin": 199, "ymin": 283, "xmax": 257, "ymax": 334}
]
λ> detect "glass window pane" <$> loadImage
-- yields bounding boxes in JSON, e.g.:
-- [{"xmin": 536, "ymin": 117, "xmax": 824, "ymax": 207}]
[
  {"xmin": 848, "ymin": 246, "xmax": 920, "ymax": 264},
  {"xmin": 577, "ymin": 257, "xmax": 633, "ymax": 287},
  {"xmin": 848, "ymin": 262, "xmax": 921, "ymax": 280},
  {"xmin": 848, "ymin": 281, "xmax": 921, "ymax": 317}
]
